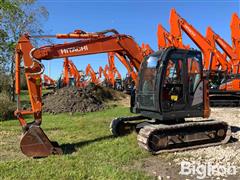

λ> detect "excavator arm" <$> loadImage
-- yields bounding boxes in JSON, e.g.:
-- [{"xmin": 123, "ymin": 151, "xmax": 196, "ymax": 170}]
[
  {"xmin": 206, "ymin": 27, "xmax": 239, "ymax": 74},
  {"xmin": 114, "ymin": 68, "xmax": 121, "ymax": 79},
  {"xmin": 14, "ymin": 29, "xmax": 146, "ymax": 157},
  {"xmin": 107, "ymin": 52, "xmax": 117, "ymax": 86},
  {"xmin": 85, "ymin": 64, "xmax": 99, "ymax": 84},
  {"xmin": 231, "ymin": 13, "xmax": 240, "ymax": 56},
  {"xmin": 15, "ymin": 29, "xmax": 144, "ymax": 123},
  {"xmin": 98, "ymin": 66, "xmax": 103, "ymax": 79},
  {"xmin": 107, "ymin": 52, "xmax": 123, "ymax": 86},
  {"xmin": 169, "ymin": 9, "xmax": 240, "ymax": 106},
  {"xmin": 104, "ymin": 64, "xmax": 110, "ymax": 81},
  {"xmin": 62, "ymin": 57, "xmax": 83, "ymax": 87},
  {"xmin": 170, "ymin": 9, "xmax": 231, "ymax": 72},
  {"xmin": 99, "ymin": 65, "xmax": 112, "ymax": 86},
  {"xmin": 67, "ymin": 59, "xmax": 83, "ymax": 87},
  {"xmin": 207, "ymin": 27, "xmax": 237, "ymax": 59},
  {"xmin": 62, "ymin": 57, "xmax": 70, "ymax": 86},
  {"xmin": 158, "ymin": 24, "xmax": 189, "ymax": 49},
  {"xmin": 99, "ymin": 66, "xmax": 109, "ymax": 80},
  {"xmin": 43, "ymin": 74, "xmax": 56, "ymax": 88},
  {"xmin": 141, "ymin": 43, "xmax": 154, "ymax": 55}
]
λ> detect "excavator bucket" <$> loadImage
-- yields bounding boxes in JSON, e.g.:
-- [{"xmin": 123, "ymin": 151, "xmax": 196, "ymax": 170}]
[{"xmin": 20, "ymin": 125, "xmax": 63, "ymax": 157}]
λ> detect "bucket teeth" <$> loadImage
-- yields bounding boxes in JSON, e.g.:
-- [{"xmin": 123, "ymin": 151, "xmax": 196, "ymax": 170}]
[{"xmin": 20, "ymin": 125, "xmax": 63, "ymax": 158}]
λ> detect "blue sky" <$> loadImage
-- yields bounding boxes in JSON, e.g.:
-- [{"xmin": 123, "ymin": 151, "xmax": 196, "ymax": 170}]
[{"xmin": 37, "ymin": 0, "xmax": 239, "ymax": 80}]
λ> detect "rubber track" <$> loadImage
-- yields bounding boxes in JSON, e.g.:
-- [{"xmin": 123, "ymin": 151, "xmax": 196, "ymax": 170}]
[{"xmin": 137, "ymin": 120, "xmax": 231, "ymax": 154}]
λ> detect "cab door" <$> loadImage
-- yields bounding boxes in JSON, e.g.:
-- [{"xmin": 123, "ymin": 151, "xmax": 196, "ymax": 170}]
[
  {"xmin": 138, "ymin": 56, "xmax": 159, "ymax": 112},
  {"xmin": 161, "ymin": 56, "xmax": 187, "ymax": 113},
  {"xmin": 186, "ymin": 54, "xmax": 203, "ymax": 108}
]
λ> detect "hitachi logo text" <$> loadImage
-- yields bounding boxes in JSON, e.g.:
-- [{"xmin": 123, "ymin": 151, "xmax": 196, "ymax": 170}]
[{"xmin": 60, "ymin": 46, "xmax": 88, "ymax": 54}]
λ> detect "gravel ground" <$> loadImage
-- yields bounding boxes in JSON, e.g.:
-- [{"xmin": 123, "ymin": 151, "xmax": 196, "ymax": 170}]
[
  {"xmin": 175, "ymin": 107, "xmax": 240, "ymax": 165},
  {"xmin": 131, "ymin": 107, "xmax": 240, "ymax": 180}
]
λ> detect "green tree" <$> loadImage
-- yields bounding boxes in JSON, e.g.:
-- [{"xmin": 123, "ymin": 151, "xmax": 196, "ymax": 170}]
[{"xmin": 0, "ymin": 0, "xmax": 48, "ymax": 100}]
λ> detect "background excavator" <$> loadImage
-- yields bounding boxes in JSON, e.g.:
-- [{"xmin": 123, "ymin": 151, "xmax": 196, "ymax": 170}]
[
  {"xmin": 157, "ymin": 23, "xmax": 190, "ymax": 49},
  {"xmin": 159, "ymin": 9, "xmax": 240, "ymax": 106},
  {"xmin": 85, "ymin": 64, "xmax": 100, "ymax": 84},
  {"xmin": 99, "ymin": 65, "xmax": 109, "ymax": 84},
  {"xmin": 206, "ymin": 27, "xmax": 239, "ymax": 74},
  {"xmin": 59, "ymin": 57, "xmax": 86, "ymax": 88},
  {"xmin": 99, "ymin": 64, "xmax": 119, "ymax": 89},
  {"xmin": 206, "ymin": 27, "xmax": 240, "ymax": 98},
  {"xmin": 231, "ymin": 13, "xmax": 240, "ymax": 58},
  {"xmin": 98, "ymin": 53, "xmax": 123, "ymax": 90},
  {"xmin": 15, "ymin": 27, "xmax": 231, "ymax": 157},
  {"xmin": 107, "ymin": 52, "xmax": 123, "ymax": 90},
  {"xmin": 43, "ymin": 74, "xmax": 56, "ymax": 89}
]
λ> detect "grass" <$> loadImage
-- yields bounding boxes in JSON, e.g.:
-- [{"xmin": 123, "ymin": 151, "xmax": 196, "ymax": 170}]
[{"xmin": 0, "ymin": 106, "xmax": 152, "ymax": 179}]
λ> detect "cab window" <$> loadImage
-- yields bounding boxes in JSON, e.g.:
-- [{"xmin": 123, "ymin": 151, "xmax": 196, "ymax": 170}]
[
  {"xmin": 187, "ymin": 56, "xmax": 201, "ymax": 94},
  {"xmin": 142, "ymin": 56, "xmax": 158, "ymax": 92}
]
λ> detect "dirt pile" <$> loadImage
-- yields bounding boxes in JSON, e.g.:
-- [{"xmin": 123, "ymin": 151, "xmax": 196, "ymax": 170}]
[{"xmin": 43, "ymin": 84, "xmax": 124, "ymax": 114}]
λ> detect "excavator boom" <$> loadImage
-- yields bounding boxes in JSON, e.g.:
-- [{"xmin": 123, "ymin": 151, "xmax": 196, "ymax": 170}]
[
  {"xmin": 206, "ymin": 27, "xmax": 239, "ymax": 74},
  {"xmin": 31, "ymin": 34, "xmax": 143, "ymax": 71},
  {"xmin": 231, "ymin": 13, "xmax": 240, "ymax": 56},
  {"xmin": 170, "ymin": 9, "xmax": 231, "ymax": 72}
]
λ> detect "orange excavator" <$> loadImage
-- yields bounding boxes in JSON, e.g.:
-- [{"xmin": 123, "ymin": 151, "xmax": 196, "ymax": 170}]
[
  {"xmin": 141, "ymin": 43, "xmax": 154, "ymax": 55},
  {"xmin": 206, "ymin": 27, "xmax": 240, "ymax": 92},
  {"xmin": 99, "ymin": 64, "xmax": 120, "ymax": 88},
  {"xmin": 107, "ymin": 52, "xmax": 122, "ymax": 88},
  {"xmin": 157, "ymin": 24, "xmax": 220, "ymax": 74},
  {"xmin": 14, "ymin": 29, "xmax": 146, "ymax": 157},
  {"xmin": 157, "ymin": 24, "xmax": 189, "ymax": 49},
  {"xmin": 85, "ymin": 64, "xmax": 100, "ymax": 84},
  {"xmin": 43, "ymin": 74, "xmax": 56, "ymax": 89},
  {"xmin": 99, "ymin": 65, "xmax": 109, "ymax": 82},
  {"xmin": 169, "ymin": 9, "xmax": 239, "ymax": 106},
  {"xmin": 99, "ymin": 64, "xmax": 112, "ymax": 86},
  {"xmin": 15, "ymin": 28, "xmax": 231, "ymax": 158},
  {"xmin": 206, "ymin": 27, "xmax": 239, "ymax": 74},
  {"xmin": 170, "ymin": 9, "xmax": 231, "ymax": 73},
  {"xmin": 61, "ymin": 57, "xmax": 86, "ymax": 87}
]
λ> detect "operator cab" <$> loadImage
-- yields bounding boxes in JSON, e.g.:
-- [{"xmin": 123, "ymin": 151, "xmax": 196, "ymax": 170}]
[{"xmin": 132, "ymin": 47, "xmax": 206, "ymax": 121}]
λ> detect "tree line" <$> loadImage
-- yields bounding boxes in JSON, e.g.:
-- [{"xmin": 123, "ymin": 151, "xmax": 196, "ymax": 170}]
[{"xmin": 0, "ymin": 0, "xmax": 49, "ymax": 119}]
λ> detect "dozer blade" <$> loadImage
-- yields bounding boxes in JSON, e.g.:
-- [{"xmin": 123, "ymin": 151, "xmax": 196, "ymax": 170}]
[
  {"xmin": 137, "ymin": 120, "xmax": 231, "ymax": 154},
  {"xmin": 20, "ymin": 125, "xmax": 63, "ymax": 157}
]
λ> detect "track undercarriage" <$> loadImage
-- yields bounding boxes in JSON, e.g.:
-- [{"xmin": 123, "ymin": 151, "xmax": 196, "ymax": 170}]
[
  {"xmin": 110, "ymin": 116, "xmax": 231, "ymax": 154},
  {"xmin": 209, "ymin": 91, "xmax": 240, "ymax": 107}
]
